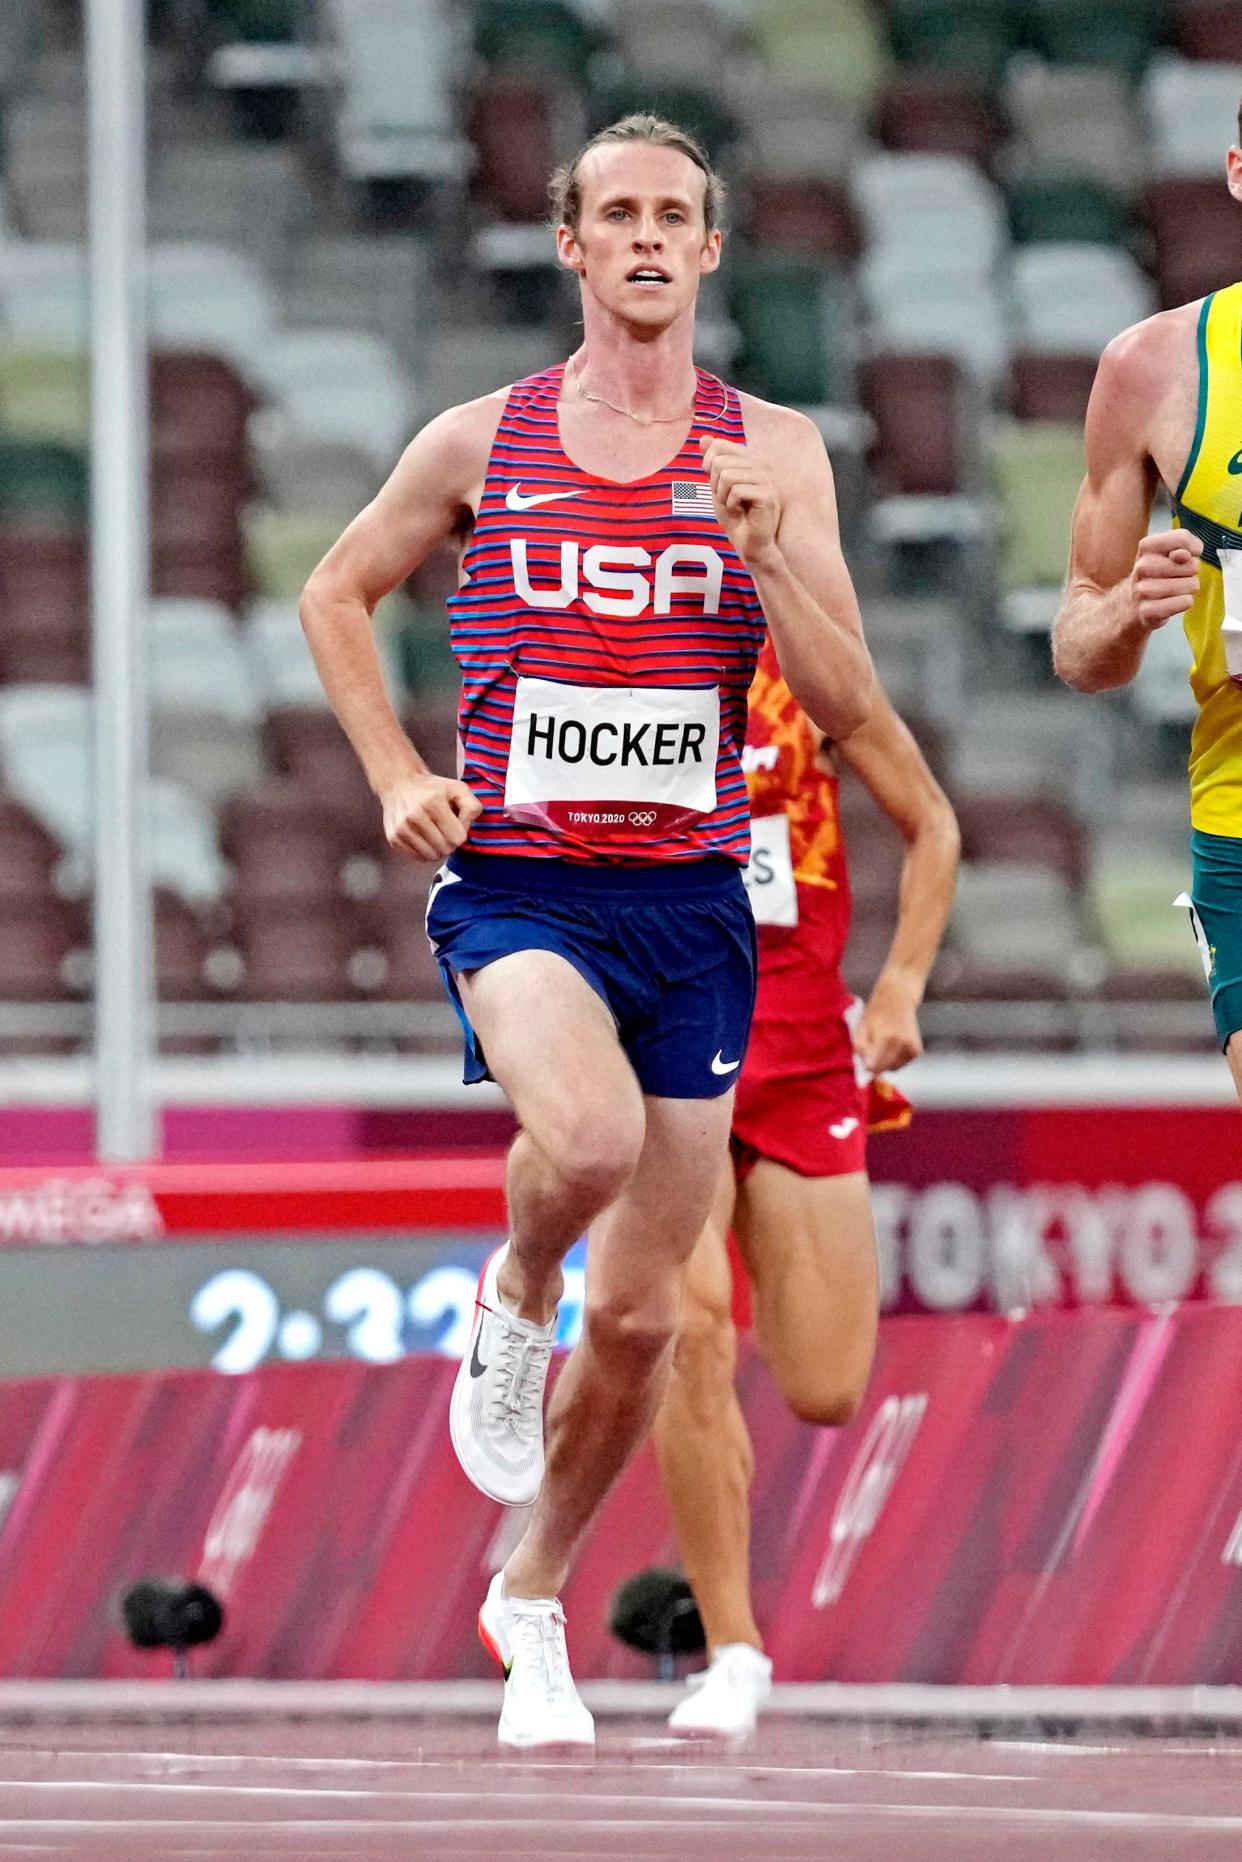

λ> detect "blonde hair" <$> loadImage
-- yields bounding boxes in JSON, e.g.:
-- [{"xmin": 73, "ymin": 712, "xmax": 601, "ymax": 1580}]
[{"xmin": 549, "ymin": 112, "xmax": 725, "ymax": 235}]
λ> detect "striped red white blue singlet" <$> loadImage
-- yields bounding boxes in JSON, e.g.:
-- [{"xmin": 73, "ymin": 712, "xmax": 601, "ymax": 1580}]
[{"xmin": 446, "ymin": 362, "xmax": 768, "ymax": 865}]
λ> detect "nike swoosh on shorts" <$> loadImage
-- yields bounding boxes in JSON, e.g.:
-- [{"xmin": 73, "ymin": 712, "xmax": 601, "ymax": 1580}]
[
  {"xmin": 711, "ymin": 1051, "xmax": 741, "ymax": 1075},
  {"xmin": 505, "ymin": 484, "xmax": 583, "ymax": 511}
]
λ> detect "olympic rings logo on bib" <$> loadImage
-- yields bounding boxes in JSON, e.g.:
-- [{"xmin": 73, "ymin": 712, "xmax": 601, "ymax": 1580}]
[{"xmin": 504, "ymin": 677, "xmax": 720, "ymax": 838}]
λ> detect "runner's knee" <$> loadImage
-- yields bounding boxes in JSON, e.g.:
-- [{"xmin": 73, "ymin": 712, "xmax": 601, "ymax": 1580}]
[
  {"xmin": 670, "ymin": 1281, "xmax": 736, "ymax": 1402},
  {"xmin": 773, "ymin": 1364, "xmax": 867, "ymax": 1430},
  {"xmin": 538, "ymin": 1103, "xmax": 644, "ymax": 1206},
  {"xmin": 584, "ymin": 1290, "xmax": 677, "ymax": 1375}
]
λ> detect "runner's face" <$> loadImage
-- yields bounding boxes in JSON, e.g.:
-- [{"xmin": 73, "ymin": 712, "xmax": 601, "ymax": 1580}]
[{"xmin": 558, "ymin": 142, "xmax": 721, "ymax": 327}]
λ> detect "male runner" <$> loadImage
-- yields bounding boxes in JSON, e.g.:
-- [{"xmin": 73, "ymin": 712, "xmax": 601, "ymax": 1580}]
[
  {"xmin": 653, "ymin": 646, "xmax": 959, "ymax": 1737},
  {"xmin": 1053, "ymin": 113, "xmax": 1242, "ymax": 1099},
  {"xmin": 299, "ymin": 114, "xmax": 873, "ymax": 1748}
]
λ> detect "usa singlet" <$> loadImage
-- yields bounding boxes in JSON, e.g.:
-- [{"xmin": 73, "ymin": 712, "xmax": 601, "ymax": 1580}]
[
  {"xmin": 447, "ymin": 363, "xmax": 768, "ymax": 863},
  {"xmin": 1173, "ymin": 282, "xmax": 1242, "ymax": 838}
]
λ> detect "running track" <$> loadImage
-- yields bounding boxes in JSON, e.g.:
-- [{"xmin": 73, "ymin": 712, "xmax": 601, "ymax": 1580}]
[{"xmin": 0, "ymin": 1715, "xmax": 1240, "ymax": 1860}]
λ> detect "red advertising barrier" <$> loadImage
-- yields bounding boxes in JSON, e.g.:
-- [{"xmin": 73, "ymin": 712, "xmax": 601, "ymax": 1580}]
[{"xmin": 2, "ymin": 1307, "xmax": 1242, "ymax": 1682}]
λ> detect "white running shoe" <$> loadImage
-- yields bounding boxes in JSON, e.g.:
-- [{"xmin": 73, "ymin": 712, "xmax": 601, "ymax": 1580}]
[
  {"xmin": 668, "ymin": 1643, "xmax": 773, "ymax": 1739},
  {"xmin": 478, "ymin": 1571, "xmax": 596, "ymax": 1750},
  {"xmin": 450, "ymin": 1243, "xmax": 557, "ymax": 1505}
]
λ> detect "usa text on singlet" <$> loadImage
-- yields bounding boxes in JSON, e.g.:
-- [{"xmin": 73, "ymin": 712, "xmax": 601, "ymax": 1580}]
[{"xmin": 447, "ymin": 363, "xmax": 768, "ymax": 864}]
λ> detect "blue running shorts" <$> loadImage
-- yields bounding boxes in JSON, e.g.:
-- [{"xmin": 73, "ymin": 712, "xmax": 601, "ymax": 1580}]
[
  {"xmin": 425, "ymin": 850, "xmax": 758, "ymax": 1099},
  {"xmin": 1189, "ymin": 826, "xmax": 1242, "ymax": 1048}
]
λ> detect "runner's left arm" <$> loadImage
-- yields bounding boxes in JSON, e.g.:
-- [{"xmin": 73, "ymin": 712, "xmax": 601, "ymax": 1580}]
[
  {"xmin": 836, "ymin": 689, "xmax": 960, "ymax": 1073},
  {"xmin": 700, "ymin": 413, "xmax": 873, "ymax": 740}
]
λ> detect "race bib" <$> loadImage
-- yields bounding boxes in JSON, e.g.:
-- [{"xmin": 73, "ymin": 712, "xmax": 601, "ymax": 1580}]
[
  {"xmin": 1220, "ymin": 549, "xmax": 1242, "ymax": 686},
  {"xmin": 743, "ymin": 812, "xmax": 798, "ymax": 926},
  {"xmin": 504, "ymin": 677, "xmax": 719, "ymax": 837}
]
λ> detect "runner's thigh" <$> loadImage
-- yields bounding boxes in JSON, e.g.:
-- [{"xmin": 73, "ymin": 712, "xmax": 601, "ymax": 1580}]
[
  {"xmin": 457, "ymin": 949, "xmax": 643, "ymax": 1148},
  {"xmin": 734, "ymin": 1158, "xmax": 878, "ymax": 1412},
  {"xmin": 586, "ymin": 1093, "xmax": 737, "ymax": 1324}
]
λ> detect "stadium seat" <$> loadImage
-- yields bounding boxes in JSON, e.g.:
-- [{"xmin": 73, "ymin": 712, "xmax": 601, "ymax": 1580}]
[
  {"xmin": 244, "ymin": 598, "xmax": 329, "ymax": 710},
  {"xmin": 860, "ymin": 352, "xmax": 965, "ymax": 496},
  {"xmin": 467, "ymin": 78, "xmax": 561, "ymax": 227},
  {"xmin": 1010, "ymin": 244, "xmax": 1155, "ymax": 356},
  {"xmin": 886, "ymin": 0, "xmax": 1020, "ymax": 87},
  {"xmin": 875, "ymin": 75, "xmax": 1004, "ymax": 171},
  {"xmin": 0, "ymin": 683, "xmax": 91, "ymax": 850},
  {"xmin": 853, "ymin": 152, "xmax": 1008, "ymax": 277},
  {"xmin": 1010, "ymin": 353, "xmax": 1098, "ymax": 423},
  {"xmin": 991, "ymin": 421, "xmax": 1085, "ymax": 591},
  {"xmin": 149, "ymin": 599, "xmax": 266, "ymax": 807},
  {"xmin": 0, "ymin": 795, "xmax": 61, "ymax": 899},
  {"xmin": 612, "ymin": 0, "xmax": 741, "ymax": 84},
  {"xmin": 951, "ymin": 691, "xmax": 1100, "ymax": 804},
  {"xmin": 750, "ymin": 0, "xmax": 887, "ymax": 105},
  {"xmin": 0, "ymin": 896, "xmax": 81, "ymax": 1003},
  {"xmin": 1172, "ymin": 0, "xmax": 1242, "ymax": 62},
  {"xmin": 245, "ymin": 508, "xmax": 358, "ymax": 599},
  {"xmin": 1098, "ymin": 967, "xmax": 1210, "ymax": 1053},
  {"xmin": 1025, "ymin": 0, "xmax": 1159, "ymax": 81},
  {"xmin": 0, "ymin": 348, "xmax": 89, "ymax": 447},
  {"xmin": 0, "ymin": 242, "xmax": 89, "ymax": 345},
  {"xmin": 150, "ymin": 352, "xmax": 255, "ymax": 466},
  {"xmin": 1005, "ymin": 64, "xmax": 1136, "ymax": 194},
  {"xmin": 1006, "ymin": 179, "xmax": 1131, "ymax": 249},
  {"xmin": 0, "ymin": 438, "xmax": 87, "ymax": 520},
  {"xmin": 252, "ymin": 433, "xmax": 378, "ymax": 517},
  {"xmin": 951, "ymin": 861, "xmax": 1085, "ymax": 965},
  {"xmin": 1145, "ymin": 178, "xmax": 1242, "ymax": 309},
  {"xmin": 146, "ymin": 779, "xmax": 232, "ymax": 906},
  {"xmin": 147, "ymin": 243, "xmax": 277, "ymax": 368},
  {"xmin": 743, "ymin": 177, "xmax": 861, "ymax": 262},
  {"xmin": 153, "ymin": 888, "xmax": 212, "ymax": 1002},
  {"xmin": 207, "ymin": 0, "xmax": 299, "ymax": 40},
  {"xmin": 926, "ymin": 958, "xmax": 1077, "ymax": 1052},
  {"xmin": 221, "ymin": 779, "xmax": 353, "ymax": 906},
  {"xmin": 235, "ymin": 901, "xmax": 370, "ymax": 1002},
  {"xmin": 1143, "ymin": 55, "xmax": 1242, "ymax": 178},
  {"xmin": 263, "ymin": 705, "xmax": 383, "ymax": 847},
  {"xmin": 330, "ymin": 0, "xmax": 471, "ymax": 185},
  {"xmin": 728, "ymin": 76, "xmax": 863, "ymax": 182},
  {"xmin": 473, "ymin": 0, "xmax": 603, "ymax": 85},
  {"xmin": 954, "ymin": 793, "xmax": 1088, "ymax": 887},
  {"xmin": 588, "ymin": 82, "xmax": 737, "ymax": 164},
  {"xmin": 252, "ymin": 329, "xmax": 414, "ymax": 472},
  {"xmin": 726, "ymin": 261, "xmax": 854, "ymax": 406},
  {"xmin": 1090, "ymin": 853, "xmax": 1204, "ymax": 973},
  {"xmin": 865, "ymin": 267, "xmax": 1010, "ymax": 381}
]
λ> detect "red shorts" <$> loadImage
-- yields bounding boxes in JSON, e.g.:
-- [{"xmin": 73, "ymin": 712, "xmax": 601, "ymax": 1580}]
[{"xmin": 731, "ymin": 963, "xmax": 910, "ymax": 1180}]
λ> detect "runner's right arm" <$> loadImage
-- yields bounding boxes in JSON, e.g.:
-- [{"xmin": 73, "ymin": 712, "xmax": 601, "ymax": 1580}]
[
  {"xmin": 300, "ymin": 398, "xmax": 498, "ymax": 861},
  {"xmin": 835, "ymin": 690, "xmax": 960, "ymax": 1074},
  {"xmin": 1052, "ymin": 327, "xmax": 1202, "ymax": 694}
]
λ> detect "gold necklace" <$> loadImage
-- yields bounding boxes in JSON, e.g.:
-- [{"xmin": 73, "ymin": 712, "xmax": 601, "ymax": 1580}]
[{"xmin": 565, "ymin": 354, "xmax": 694, "ymax": 427}]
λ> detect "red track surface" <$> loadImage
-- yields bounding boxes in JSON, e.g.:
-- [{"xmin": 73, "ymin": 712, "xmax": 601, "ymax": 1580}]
[{"xmin": 0, "ymin": 1718, "xmax": 1239, "ymax": 1859}]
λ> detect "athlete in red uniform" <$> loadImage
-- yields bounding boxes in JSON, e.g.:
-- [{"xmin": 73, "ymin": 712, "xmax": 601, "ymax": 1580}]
[
  {"xmin": 654, "ymin": 641, "xmax": 959, "ymax": 1737},
  {"xmin": 300, "ymin": 115, "xmax": 874, "ymax": 1748}
]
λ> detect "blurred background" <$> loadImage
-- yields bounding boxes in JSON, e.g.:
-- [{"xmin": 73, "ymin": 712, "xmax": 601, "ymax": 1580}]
[
  {"xmin": 3, "ymin": 0, "xmax": 1242, "ymax": 1096},
  {"xmin": 0, "ymin": 0, "xmax": 1238, "ymax": 1702}
]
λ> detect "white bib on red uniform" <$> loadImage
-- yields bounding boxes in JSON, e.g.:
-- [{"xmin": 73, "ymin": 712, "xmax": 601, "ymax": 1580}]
[{"xmin": 504, "ymin": 676, "xmax": 720, "ymax": 837}]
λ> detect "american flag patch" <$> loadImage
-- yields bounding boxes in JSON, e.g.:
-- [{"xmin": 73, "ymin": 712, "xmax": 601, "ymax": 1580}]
[{"xmin": 670, "ymin": 479, "xmax": 716, "ymax": 516}]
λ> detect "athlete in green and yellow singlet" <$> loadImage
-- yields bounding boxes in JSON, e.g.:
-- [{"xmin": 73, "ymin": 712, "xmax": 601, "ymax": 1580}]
[{"xmin": 1054, "ymin": 113, "xmax": 1242, "ymax": 1105}]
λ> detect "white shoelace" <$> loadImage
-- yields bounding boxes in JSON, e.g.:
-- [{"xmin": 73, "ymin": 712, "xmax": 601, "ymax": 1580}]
[
  {"xmin": 488, "ymin": 1322, "xmax": 552, "ymax": 1440},
  {"xmin": 510, "ymin": 1605, "xmax": 573, "ymax": 1705}
]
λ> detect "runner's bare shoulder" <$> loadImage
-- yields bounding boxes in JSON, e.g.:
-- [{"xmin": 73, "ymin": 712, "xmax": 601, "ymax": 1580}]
[{"xmin": 391, "ymin": 387, "xmax": 511, "ymax": 511}]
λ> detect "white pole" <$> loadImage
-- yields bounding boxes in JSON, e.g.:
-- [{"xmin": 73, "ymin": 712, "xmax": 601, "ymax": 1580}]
[{"xmin": 87, "ymin": 0, "xmax": 156, "ymax": 1159}]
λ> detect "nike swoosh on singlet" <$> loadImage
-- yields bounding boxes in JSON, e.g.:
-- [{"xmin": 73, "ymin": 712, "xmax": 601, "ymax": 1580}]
[
  {"xmin": 1227, "ymin": 450, "xmax": 1242, "ymax": 475},
  {"xmin": 505, "ymin": 484, "xmax": 583, "ymax": 511}
]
